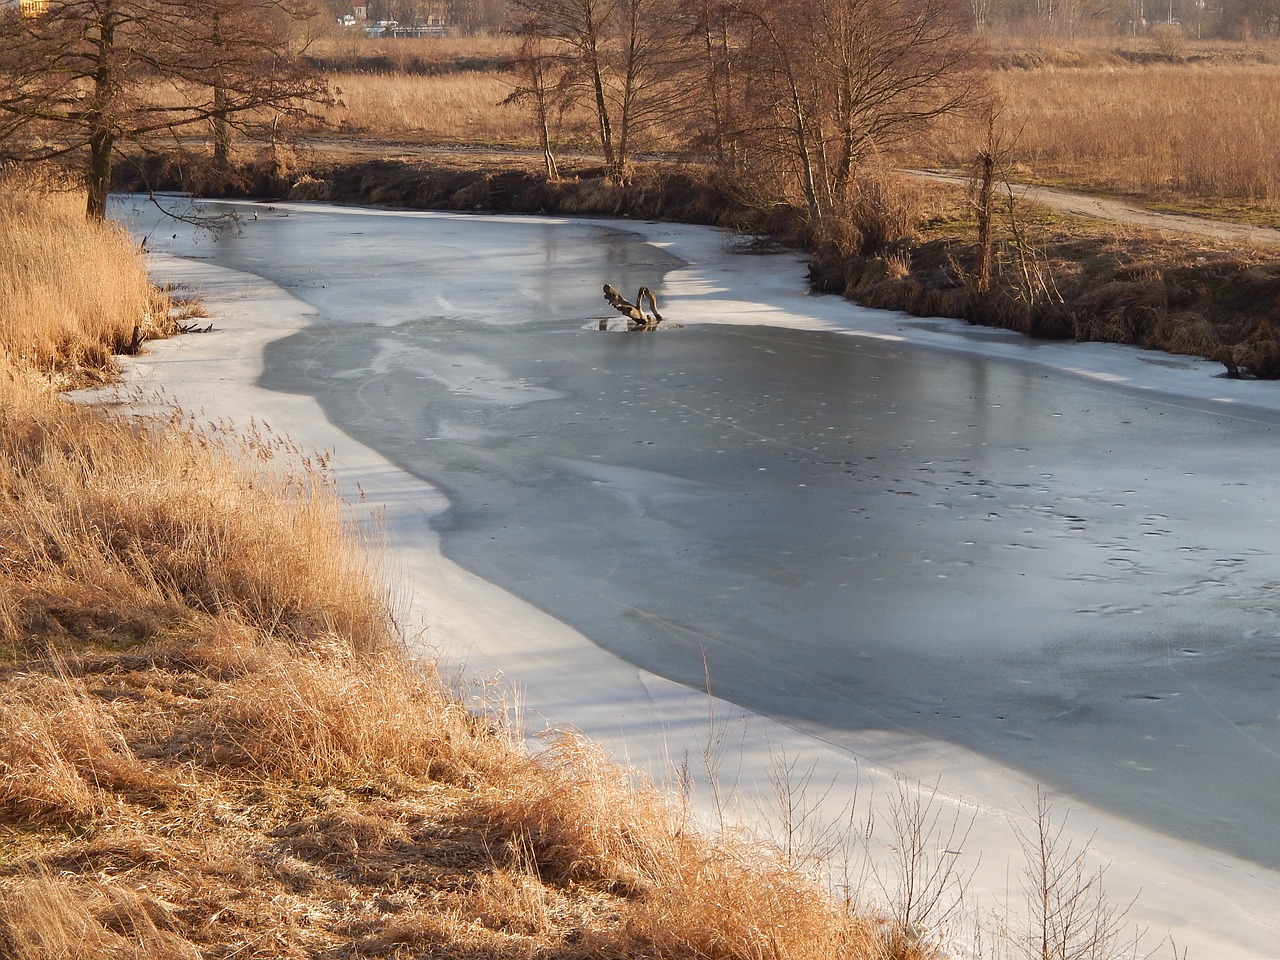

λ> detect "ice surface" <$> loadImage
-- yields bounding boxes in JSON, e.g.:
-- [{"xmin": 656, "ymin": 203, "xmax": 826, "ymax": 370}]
[{"xmin": 105, "ymin": 196, "xmax": 1280, "ymax": 958}]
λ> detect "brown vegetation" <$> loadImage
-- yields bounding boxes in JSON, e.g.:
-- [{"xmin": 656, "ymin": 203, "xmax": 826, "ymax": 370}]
[
  {"xmin": 919, "ymin": 55, "xmax": 1280, "ymax": 214},
  {"xmin": 304, "ymin": 32, "xmax": 521, "ymax": 75},
  {"xmin": 167, "ymin": 29, "xmax": 1280, "ymax": 379},
  {"xmin": 0, "ymin": 172, "xmax": 172, "ymax": 386},
  {"xmin": 808, "ymin": 173, "xmax": 1280, "ymax": 377},
  {"xmin": 0, "ymin": 175, "xmax": 930, "ymax": 959},
  {"xmin": 0, "ymin": 0, "xmax": 327, "ymax": 218},
  {"xmin": 322, "ymin": 71, "xmax": 540, "ymax": 144}
]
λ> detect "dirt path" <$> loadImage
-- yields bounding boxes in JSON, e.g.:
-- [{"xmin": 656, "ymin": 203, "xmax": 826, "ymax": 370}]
[{"xmin": 914, "ymin": 169, "xmax": 1280, "ymax": 247}]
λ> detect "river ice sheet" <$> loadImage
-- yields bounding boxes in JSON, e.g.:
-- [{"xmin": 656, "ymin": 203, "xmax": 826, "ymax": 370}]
[
  {"xmin": 269, "ymin": 305, "xmax": 1280, "ymax": 871},
  {"xmin": 113, "ymin": 197, "xmax": 1280, "ymax": 930}
]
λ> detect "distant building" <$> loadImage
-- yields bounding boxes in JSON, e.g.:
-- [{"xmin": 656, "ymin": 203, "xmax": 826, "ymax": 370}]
[
  {"xmin": 364, "ymin": 15, "xmax": 446, "ymax": 37},
  {"xmin": 19, "ymin": 0, "xmax": 49, "ymax": 15}
]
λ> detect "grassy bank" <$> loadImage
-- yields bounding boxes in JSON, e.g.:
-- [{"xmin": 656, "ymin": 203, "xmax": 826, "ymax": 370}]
[
  {"xmin": 803, "ymin": 174, "xmax": 1280, "ymax": 378},
  {"xmin": 0, "ymin": 177, "xmax": 925, "ymax": 957}
]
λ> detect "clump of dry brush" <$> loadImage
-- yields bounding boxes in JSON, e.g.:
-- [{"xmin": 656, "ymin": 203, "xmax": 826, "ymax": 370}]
[
  {"xmin": 0, "ymin": 170, "xmax": 172, "ymax": 386},
  {"xmin": 0, "ymin": 175, "xmax": 927, "ymax": 959}
]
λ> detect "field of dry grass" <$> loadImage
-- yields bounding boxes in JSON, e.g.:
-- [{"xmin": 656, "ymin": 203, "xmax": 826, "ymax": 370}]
[
  {"xmin": 324, "ymin": 71, "xmax": 536, "ymax": 144},
  {"xmin": 915, "ymin": 39, "xmax": 1280, "ymax": 215},
  {"xmin": 0, "ymin": 175, "xmax": 929, "ymax": 959}
]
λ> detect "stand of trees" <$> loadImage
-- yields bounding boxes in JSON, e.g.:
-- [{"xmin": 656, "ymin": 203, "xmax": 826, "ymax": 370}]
[
  {"xmin": 511, "ymin": 0, "xmax": 982, "ymax": 240},
  {"xmin": 0, "ymin": 0, "xmax": 329, "ymax": 219},
  {"xmin": 509, "ymin": 0, "xmax": 691, "ymax": 184}
]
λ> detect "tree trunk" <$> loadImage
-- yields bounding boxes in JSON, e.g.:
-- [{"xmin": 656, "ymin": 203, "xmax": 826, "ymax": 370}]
[
  {"xmin": 789, "ymin": 91, "xmax": 821, "ymax": 220},
  {"xmin": 975, "ymin": 147, "xmax": 995, "ymax": 295},
  {"xmin": 86, "ymin": 128, "xmax": 115, "ymax": 220},
  {"xmin": 213, "ymin": 104, "xmax": 232, "ymax": 171},
  {"xmin": 212, "ymin": 12, "xmax": 231, "ymax": 171},
  {"xmin": 590, "ymin": 57, "xmax": 617, "ymax": 180},
  {"xmin": 701, "ymin": 21, "xmax": 726, "ymax": 167},
  {"xmin": 86, "ymin": 12, "xmax": 116, "ymax": 221},
  {"xmin": 537, "ymin": 105, "xmax": 560, "ymax": 180},
  {"xmin": 833, "ymin": 72, "xmax": 857, "ymax": 211}
]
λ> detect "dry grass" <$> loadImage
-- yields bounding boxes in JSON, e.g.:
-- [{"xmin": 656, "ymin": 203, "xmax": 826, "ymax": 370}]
[
  {"xmin": 0, "ymin": 177, "xmax": 930, "ymax": 959},
  {"xmin": 916, "ymin": 46, "xmax": 1280, "ymax": 212},
  {"xmin": 306, "ymin": 33, "xmax": 1280, "ymax": 216},
  {"xmin": 998, "ymin": 63, "xmax": 1280, "ymax": 208},
  {"xmin": 324, "ymin": 71, "xmax": 534, "ymax": 144},
  {"xmin": 0, "ymin": 170, "xmax": 172, "ymax": 385},
  {"xmin": 0, "ymin": 376, "xmax": 393, "ymax": 654},
  {"xmin": 1, "ymin": 621, "xmax": 902, "ymax": 958}
]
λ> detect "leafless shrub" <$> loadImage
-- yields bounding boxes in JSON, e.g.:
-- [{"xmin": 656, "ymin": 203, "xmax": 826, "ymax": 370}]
[
  {"xmin": 1000, "ymin": 190, "xmax": 1065, "ymax": 308},
  {"xmin": 870, "ymin": 778, "xmax": 978, "ymax": 941},
  {"xmin": 1150, "ymin": 23, "xmax": 1186, "ymax": 59},
  {"xmin": 1008, "ymin": 790, "xmax": 1138, "ymax": 960}
]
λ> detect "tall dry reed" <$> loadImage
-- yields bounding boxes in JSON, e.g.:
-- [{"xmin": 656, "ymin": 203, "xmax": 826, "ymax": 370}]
[
  {"xmin": 0, "ymin": 377, "xmax": 394, "ymax": 654},
  {"xmin": 0, "ymin": 171, "xmax": 170, "ymax": 382}
]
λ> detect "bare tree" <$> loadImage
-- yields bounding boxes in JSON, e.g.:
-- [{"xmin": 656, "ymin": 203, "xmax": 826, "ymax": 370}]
[
  {"xmin": 511, "ymin": 0, "xmax": 687, "ymax": 182},
  {"xmin": 1012, "ymin": 790, "xmax": 1138, "ymax": 960},
  {"xmin": 875, "ymin": 778, "xmax": 977, "ymax": 937},
  {"xmin": 444, "ymin": 0, "xmax": 511, "ymax": 32},
  {"xmin": 0, "ymin": 0, "xmax": 329, "ymax": 219},
  {"xmin": 610, "ymin": 0, "xmax": 691, "ymax": 176},
  {"xmin": 970, "ymin": 98, "xmax": 1022, "ymax": 296},
  {"xmin": 682, "ymin": 0, "xmax": 746, "ymax": 174},
  {"xmin": 503, "ymin": 32, "xmax": 574, "ymax": 180},
  {"xmin": 511, "ymin": 0, "xmax": 620, "ymax": 177},
  {"xmin": 716, "ymin": 0, "xmax": 982, "ymax": 237}
]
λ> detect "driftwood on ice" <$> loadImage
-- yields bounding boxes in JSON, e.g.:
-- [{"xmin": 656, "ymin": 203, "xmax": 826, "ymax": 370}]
[{"xmin": 603, "ymin": 284, "xmax": 663, "ymax": 329}]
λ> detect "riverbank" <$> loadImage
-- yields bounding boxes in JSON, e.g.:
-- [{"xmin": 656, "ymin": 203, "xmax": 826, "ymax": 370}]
[{"xmin": 117, "ymin": 148, "xmax": 1280, "ymax": 380}]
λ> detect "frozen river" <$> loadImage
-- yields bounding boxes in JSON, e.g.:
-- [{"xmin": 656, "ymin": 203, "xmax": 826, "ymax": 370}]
[{"xmin": 114, "ymin": 198, "xmax": 1280, "ymax": 933}]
